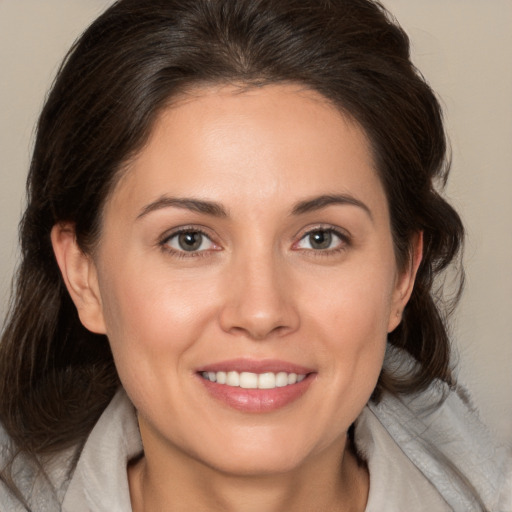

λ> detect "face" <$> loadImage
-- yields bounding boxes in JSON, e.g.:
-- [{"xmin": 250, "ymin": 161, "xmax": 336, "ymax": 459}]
[{"xmin": 61, "ymin": 84, "xmax": 417, "ymax": 476}]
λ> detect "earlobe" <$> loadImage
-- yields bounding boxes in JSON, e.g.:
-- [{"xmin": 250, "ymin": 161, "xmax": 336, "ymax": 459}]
[
  {"xmin": 51, "ymin": 223, "xmax": 107, "ymax": 334},
  {"xmin": 387, "ymin": 231, "xmax": 423, "ymax": 333}
]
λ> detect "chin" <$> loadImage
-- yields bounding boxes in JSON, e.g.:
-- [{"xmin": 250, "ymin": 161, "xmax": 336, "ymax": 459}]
[
  {"xmin": 203, "ymin": 450, "xmax": 305, "ymax": 478},
  {"xmin": 189, "ymin": 428, "xmax": 329, "ymax": 478}
]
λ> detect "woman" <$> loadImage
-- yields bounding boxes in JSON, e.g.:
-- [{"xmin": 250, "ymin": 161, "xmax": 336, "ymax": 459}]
[{"xmin": 0, "ymin": 0, "xmax": 509, "ymax": 510}]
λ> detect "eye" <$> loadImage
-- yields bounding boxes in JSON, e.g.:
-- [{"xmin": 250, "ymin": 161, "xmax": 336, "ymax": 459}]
[
  {"xmin": 295, "ymin": 228, "xmax": 347, "ymax": 251},
  {"xmin": 163, "ymin": 230, "xmax": 216, "ymax": 253}
]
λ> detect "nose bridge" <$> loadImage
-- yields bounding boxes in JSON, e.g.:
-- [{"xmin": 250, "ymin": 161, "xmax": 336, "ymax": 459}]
[{"xmin": 219, "ymin": 243, "xmax": 299, "ymax": 339}]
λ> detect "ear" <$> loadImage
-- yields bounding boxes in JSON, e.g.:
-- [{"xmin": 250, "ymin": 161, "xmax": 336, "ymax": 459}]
[
  {"xmin": 387, "ymin": 231, "xmax": 423, "ymax": 333},
  {"xmin": 51, "ymin": 223, "xmax": 107, "ymax": 334}
]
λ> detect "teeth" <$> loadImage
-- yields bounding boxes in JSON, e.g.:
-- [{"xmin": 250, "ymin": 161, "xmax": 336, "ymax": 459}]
[
  {"xmin": 258, "ymin": 372, "xmax": 276, "ymax": 389},
  {"xmin": 226, "ymin": 371, "xmax": 239, "ymax": 386},
  {"xmin": 276, "ymin": 372, "xmax": 289, "ymax": 387},
  {"xmin": 201, "ymin": 370, "xmax": 307, "ymax": 389}
]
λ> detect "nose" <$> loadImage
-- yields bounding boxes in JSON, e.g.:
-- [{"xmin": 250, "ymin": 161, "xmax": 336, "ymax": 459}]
[{"xmin": 219, "ymin": 251, "xmax": 300, "ymax": 340}]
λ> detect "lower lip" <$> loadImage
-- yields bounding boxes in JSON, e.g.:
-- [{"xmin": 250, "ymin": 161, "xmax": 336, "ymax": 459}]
[{"xmin": 197, "ymin": 374, "xmax": 315, "ymax": 413}]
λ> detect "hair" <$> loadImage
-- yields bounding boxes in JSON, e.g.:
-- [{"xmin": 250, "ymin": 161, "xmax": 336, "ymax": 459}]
[{"xmin": 0, "ymin": 0, "xmax": 467, "ymax": 507}]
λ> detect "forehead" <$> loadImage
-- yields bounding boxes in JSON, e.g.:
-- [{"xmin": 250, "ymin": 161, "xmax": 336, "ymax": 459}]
[{"xmin": 106, "ymin": 84, "xmax": 386, "ymax": 220}]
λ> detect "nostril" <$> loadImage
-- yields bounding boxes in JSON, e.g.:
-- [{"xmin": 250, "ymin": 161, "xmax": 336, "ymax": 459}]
[
  {"xmin": 220, "ymin": 309, "xmax": 299, "ymax": 340},
  {"xmin": 218, "ymin": 263, "xmax": 300, "ymax": 338}
]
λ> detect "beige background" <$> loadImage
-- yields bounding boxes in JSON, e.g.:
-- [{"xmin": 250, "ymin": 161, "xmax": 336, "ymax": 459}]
[{"xmin": 1, "ymin": 1, "xmax": 511, "ymax": 445}]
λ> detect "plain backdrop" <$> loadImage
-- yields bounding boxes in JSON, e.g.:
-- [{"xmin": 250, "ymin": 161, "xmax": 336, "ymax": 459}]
[{"xmin": 0, "ymin": 1, "xmax": 511, "ymax": 445}]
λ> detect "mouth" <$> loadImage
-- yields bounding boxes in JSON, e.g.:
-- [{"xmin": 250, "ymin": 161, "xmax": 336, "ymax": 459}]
[
  {"xmin": 196, "ymin": 359, "xmax": 315, "ymax": 413},
  {"xmin": 200, "ymin": 370, "xmax": 306, "ymax": 389}
]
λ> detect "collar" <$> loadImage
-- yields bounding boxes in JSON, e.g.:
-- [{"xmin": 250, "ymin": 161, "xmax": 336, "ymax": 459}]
[
  {"xmin": 60, "ymin": 379, "xmax": 510, "ymax": 512},
  {"xmin": 368, "ymin": 379, "xmax": 511, "ymax": 512},
  {"xmin": 61, "ymin": 388, "xmax": 142, "ymax": 512},
  {"xmin": 356, "ymin": 407, "xmax": 451, "ymax": 512}
]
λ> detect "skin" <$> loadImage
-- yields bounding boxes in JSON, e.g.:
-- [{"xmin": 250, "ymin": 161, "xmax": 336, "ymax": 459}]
[{"xmin": 52, "ymin": 84, "xmax": 421, "ymax": 512}]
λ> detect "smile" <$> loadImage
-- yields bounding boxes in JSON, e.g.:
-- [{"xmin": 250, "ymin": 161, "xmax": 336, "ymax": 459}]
[{"xmin": 201, "ymin": 371, "xmax": 306, "ymax": 389}]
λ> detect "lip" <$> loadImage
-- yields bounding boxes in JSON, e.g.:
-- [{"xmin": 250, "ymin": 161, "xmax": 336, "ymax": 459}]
[
  {"xmin": 196, "ymin": 358, "xmax": 314, "ymax": 375},
  {"xmin": 196, "ymin": 359, "xmax": 316, "ymax": 413}
]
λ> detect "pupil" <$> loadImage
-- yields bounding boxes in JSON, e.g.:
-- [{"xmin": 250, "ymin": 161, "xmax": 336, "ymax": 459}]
[
  {"xmin": 178, "ymin": 232, "xmax": 202, "ymax": 251},
  {"xmin": 310, "ymin": 231, "xmax": 331, "ymax": 249}
]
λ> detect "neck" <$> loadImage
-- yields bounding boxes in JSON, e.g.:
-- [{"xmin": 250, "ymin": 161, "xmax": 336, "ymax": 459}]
[{"xmin": 128, "ymin": 428, "xmax": 368, "ymax": 512}]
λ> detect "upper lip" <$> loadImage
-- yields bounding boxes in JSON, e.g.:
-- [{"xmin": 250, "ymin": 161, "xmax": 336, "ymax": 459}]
[{"xmin": 196, "ymin": 358, "xmax": 315, "ymax": 375}]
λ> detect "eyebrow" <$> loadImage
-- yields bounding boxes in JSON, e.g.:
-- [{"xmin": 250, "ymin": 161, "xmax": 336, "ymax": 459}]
[
  {"xmin": 137, "ymin": 193, "xmax": 372, "ymax": 221},
  {"xmin": 137, "ymin": 196, "xmax": 228, "ymax": 219},
  {"xmin": 292, "ymin": 194, "xmax": 373, "ymax": 220}
]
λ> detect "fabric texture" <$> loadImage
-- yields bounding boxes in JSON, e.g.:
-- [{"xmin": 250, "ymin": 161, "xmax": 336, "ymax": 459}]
[
  {"xmin": 357, "ymin": 407, "xmax": 452, "ymax": 511},
  {"xmin": 1, "ymin": 352, "xmax": 510, "ymax": 511}
]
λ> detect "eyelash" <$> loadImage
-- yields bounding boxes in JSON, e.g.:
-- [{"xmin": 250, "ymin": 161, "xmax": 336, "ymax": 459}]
[
  {"xmin": 293, "ymin": 226, "xmax": 351, "ymax": 256},
  {"xmin": 159, "ymin": 226, "xmax": 218, "ymax": 259},
  {"xmin": 158, "ymin": 225, "xmax": 351, "ymax": 259}
]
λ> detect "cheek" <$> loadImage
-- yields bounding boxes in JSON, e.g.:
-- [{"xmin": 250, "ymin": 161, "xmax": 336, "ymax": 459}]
[
  {"xmin": 96, "ymin": 261, "xmax": 219, "ymax": 385},
  {"xmin": 306, "ymin": 257, "xmax": 396, "ymax": 339},
  {"xmin": 102, "ymin": 259, "xmax": 205, "ymax": 332},
  {"xmin": 319, "ymin": 285, "xmax": 389, "ymax": 388},
  {"xmin": 303, "ymin": 258, "xmax": 395, "ymax": 395}
]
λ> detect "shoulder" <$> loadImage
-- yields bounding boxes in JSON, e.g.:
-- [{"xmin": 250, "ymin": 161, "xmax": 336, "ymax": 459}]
[
  {"xmin": 364, "ymin": 379, "xmax": 511, "ymax": 512},
  {"xmin": 0, "ymin": 388, "xmax": 139, "ymax": 512},
  {"xmin": 355, "ymin": 404, "xmax": 452, "ymax": 511},
  {"xmin": 0, "ymin": 423, "xmax": 25, "ymax": 511},
  {"xmin": 0, "ymin": 419, "xmax": 79, "ymax": 511},
  {"xmin": 61, "ymin": 387, "xmax": 141, "ymax": 511}
]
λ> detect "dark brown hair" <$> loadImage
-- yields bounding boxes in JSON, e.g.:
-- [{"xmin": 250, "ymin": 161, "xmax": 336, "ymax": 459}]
[{"xmin": 1, "ymin": 0, "xmax": 463, "ymax": 495}]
